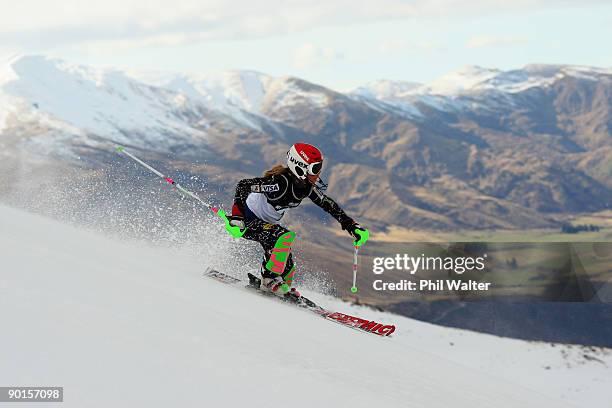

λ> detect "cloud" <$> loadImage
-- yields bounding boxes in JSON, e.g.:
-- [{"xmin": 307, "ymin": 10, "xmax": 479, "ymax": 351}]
[
  {"xmin": 378, "ymin": 39, "xmax": 442, "ymax": 55},
  {"xmin": 292, "ymin": 43, "xmax": 342, "ymax": 69},
  {"xmin": 0, "ymin": 47, "xmax": 21, "ymax": 60},
  {"xmin": 0, "ymin": 0, "xmax": 604, "ymax": 52},
  {"xmin": 466, "ymin": 36, "xmax": 527, "ymax": 49}
]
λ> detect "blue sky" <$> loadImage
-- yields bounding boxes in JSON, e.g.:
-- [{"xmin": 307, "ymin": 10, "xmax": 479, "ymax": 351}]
[{"xmin": 1, "ymin": 0, "xmax": 611, "ymax": 89}]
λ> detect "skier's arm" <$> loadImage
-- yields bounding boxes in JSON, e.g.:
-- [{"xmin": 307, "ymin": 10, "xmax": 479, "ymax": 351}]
[
  {"xmin": 309, "ymin": 187, "xmax": 369, "ymax": 245},
  {"xmin": 309, "ymin": 187, "xmax": 353, "ymax": 226}
]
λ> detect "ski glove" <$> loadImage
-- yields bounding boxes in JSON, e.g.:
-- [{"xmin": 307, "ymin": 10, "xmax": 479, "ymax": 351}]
[
  {"xmin": 228, "ymin": 203, "xmax": 245, "ymax": 230},
  {"xmin": 228, "ymin": 215, "xmax": 245, "ymax": 230},
  {"xmin": 341, "ymin": 219, "xmax": 369, "ymax": 246}
]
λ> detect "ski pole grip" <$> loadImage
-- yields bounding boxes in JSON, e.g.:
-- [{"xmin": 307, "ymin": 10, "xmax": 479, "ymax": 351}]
[
  {"xmin": 353, "ymin": 228, "xmax": 369, "ymax": 247},
  {"xmin": 217, "ymin": 209, "xmax": 247, "ymax": 238}
]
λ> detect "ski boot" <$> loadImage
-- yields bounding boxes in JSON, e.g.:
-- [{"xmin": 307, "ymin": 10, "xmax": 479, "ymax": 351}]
[
  {"xmin": 285, "ymin": 287, "xmax": 302, "ymax": 303},
  {"xmin": 260, "ymin": 275, "xmax": 286, "ymax": 293},
  {"xmin": 260, "ymin": 275, "xmax": 302, "ymax": 303}
]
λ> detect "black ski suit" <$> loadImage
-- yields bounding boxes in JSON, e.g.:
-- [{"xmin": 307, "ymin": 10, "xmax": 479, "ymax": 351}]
[{"xmin": 231, "ymin": 168, "xmax": 353, "ymax": 285}]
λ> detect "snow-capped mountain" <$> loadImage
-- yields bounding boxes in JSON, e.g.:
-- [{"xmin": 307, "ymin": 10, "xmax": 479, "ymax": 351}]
[
  {"xmin": 348, "ymin": 64, "xmax": 612, "ymax": 115},
  {"xmin": 349, "ymin": 79, "xmax": 422, "ymax": 100},
  {"xmin": 354, "ymin": 64, "xmax": 612, "ymax": 98},
  {"xmin": 134, "ymin": 69, "xmax": 276, "ymax": 130},
  {"xmin": 5, "ymin": 54, "xmax": 608, "ymax": 143},
  {"xmin": 0, "ymin": 55, "xmax": 222, "ymax": 152},
  {"xmin": 1, "ymin": 54, "xmax": 611, "ymax": 232},
  {"xmin": 347, "ymin": 79, "xmax": 425, "ymax": 117},
  {"xmin": 137, "ymin": 69, "xmax": 274, "ymax": 113},
  {"xmin": 0, "ymin": 55, "xmax": 343, "ymax": 154},
  {"xmin": 134, "ymin": 69, "xmax": 335, "ymax": 125}
]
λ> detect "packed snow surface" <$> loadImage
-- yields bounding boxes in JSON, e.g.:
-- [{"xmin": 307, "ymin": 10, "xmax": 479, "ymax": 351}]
[{"xmin": 1, "ymin": 204, "xmax": 610, "ymax": 408}]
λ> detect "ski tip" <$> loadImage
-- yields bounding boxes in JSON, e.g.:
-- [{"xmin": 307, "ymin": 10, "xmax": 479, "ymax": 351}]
[{"xmin": 115, "ymin": 146, "xmax": 125, "ymax": 153}]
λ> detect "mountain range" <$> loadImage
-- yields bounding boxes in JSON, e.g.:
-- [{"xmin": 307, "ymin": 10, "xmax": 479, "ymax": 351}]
[{"xmin": 1, "ymin": 54, "xmax": 610, "ymax": 231}]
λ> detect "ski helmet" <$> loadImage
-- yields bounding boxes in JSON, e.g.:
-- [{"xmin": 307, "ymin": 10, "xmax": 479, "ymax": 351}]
[{"xmin": 287, "ymin": 142, "xmax": 324, "ymax": 184}]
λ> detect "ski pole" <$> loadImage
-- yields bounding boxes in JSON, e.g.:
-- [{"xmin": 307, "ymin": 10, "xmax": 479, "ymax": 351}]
[
  {"xmin": 351, "ymin": 245, "xmax": 359, "ymax": 294},
  {"xmin": 115, "ymin": 146, "xmax": 246, "ymax": 238},
  {"xmin": 350, "ymin": 229, "xmax": 369, "ymax": 294}
]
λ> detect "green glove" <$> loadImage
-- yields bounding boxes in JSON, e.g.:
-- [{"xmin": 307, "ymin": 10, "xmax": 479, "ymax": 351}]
[
  {"xmin": 342, "ymin": 219, "xmax": 369, "ymax": 247},
  {"xmin": 217, "ymin": 209, "xmax": 247, "ymax": 238}
]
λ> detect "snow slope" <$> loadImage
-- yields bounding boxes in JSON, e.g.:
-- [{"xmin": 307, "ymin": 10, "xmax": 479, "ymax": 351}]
[{"xmin": 1, "ymin": 204, "xmax": 610, "ymax": 408}]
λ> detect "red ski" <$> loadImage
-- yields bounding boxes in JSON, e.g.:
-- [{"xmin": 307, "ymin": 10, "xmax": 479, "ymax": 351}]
[{"xmin": 204, "ymin": 268, "xmax": 396, "ymax": 337}]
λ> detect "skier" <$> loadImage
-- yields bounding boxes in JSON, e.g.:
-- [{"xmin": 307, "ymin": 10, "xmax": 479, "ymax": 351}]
[{"xmin": 225, "ymin": 142, "xmax": 368, "ymax": 300}]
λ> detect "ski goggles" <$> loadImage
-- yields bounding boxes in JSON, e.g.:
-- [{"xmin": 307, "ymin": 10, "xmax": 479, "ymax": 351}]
[{"xmin": 294, "ymin": 161, "xmax": 323, "ymax": 177}]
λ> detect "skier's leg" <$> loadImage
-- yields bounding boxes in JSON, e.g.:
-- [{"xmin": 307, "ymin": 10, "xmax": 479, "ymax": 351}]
[
  {"xmin": 242, "ymin": 220, "xmax": 298, "ymax": 294},
  {"xmin": 265, "ymin": 230, "xmax": 296, "ymax": 277},
  {"xmin": 283, "ymin": 263, "xmax": 296, "ymax": 287},
  {"xmin": 261, "ymin": 228, "xmax": 297, "ymax": 294}
]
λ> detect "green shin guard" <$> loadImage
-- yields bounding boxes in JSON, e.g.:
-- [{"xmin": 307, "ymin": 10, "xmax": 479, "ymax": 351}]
[{"xmin": 265, "ymin": 231, "xmax": 296, "ymax": 293}]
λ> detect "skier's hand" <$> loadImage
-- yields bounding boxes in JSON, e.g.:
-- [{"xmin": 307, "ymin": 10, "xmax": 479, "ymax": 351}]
[
  {"xmin": 341, "ymin": 219, "xmax": 369, "ymax": 246},
  {"xmin": 346, "ymin": 223, "xmax": 365, "ymax": 239},
  {"xmin": 228, "ymin": 204, "xmax": 246, "ymax": 230},
  {"xmin": 228, "ymin": 215, "xmax": 245, "ymax": 231}
]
